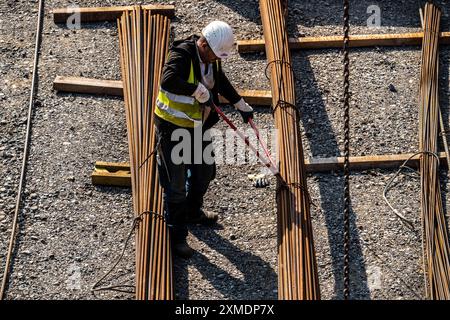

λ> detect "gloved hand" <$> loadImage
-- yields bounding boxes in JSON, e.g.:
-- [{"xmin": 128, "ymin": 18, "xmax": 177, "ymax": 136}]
[
  {"xmin": 234, "ymin": 98, "xmax": 254, "ymax": 124},
  {"xmin": 192, "ymin": 83, "xmax": 210, "ymax": 104}
]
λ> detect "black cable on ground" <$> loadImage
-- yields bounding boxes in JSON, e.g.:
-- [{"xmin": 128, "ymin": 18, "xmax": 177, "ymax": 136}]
[
  {"xmin": 383, "ymin": 151, "xmax": 441, "ymax": 231},
  {"xmin": 91, "ymin": 211, "xmax": 165, "ymax": 295}
]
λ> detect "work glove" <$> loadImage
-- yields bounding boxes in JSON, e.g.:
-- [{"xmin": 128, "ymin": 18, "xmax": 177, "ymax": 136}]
[
  {"xmin": 248, "ymin": 173, "xmax": 270, "ymax": 188},
  {"xmin": 234, "ymin": 98, "xmax": 254, "ymax": 124},
  {"xmin": 192, "ymin": 83, "xmax": 211, "ymax": 104}
]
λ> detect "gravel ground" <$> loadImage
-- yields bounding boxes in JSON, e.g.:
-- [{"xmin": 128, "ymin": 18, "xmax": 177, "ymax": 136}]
[{"xmin": 0, "ymin": 0, "xmax": 449, "ymax": 300}]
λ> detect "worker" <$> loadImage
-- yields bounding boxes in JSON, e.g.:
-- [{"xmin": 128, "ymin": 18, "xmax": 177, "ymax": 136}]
[{"xmin": 154, "ymin": 21, "xmax": 254, "ymax": 259}]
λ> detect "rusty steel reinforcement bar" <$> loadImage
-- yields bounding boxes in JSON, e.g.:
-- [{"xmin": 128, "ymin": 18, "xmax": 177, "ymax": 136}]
[
  {"xmin": 0, "ymin": 0, "xmax": 44, "ymax": 300},
  {"xmin": 118, "ymin": 7, "xmax": 172, "ymax": 300},
  {"xmin": 259, "ymin": 0, "xmax": 320, "ymax": 300},
  {"xmin": 418, "ymin": 3, "xmax": 450, "ymax": 300}
]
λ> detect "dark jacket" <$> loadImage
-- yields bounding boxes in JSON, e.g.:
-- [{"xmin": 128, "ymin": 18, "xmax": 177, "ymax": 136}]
[{"xmin": 159, "ymin": 35, "xmax": 241, "ymax": 129}]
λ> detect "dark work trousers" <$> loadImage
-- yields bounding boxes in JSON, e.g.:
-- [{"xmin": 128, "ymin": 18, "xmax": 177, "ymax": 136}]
[{"xmin": 155, "ymin": 116, "xmax": 216, "ymax": 244}]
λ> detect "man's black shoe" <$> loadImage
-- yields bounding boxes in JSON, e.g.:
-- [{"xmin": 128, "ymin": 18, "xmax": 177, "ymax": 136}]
[
  {"xmin": 172, "ymin": 242, "xmax": 194, "ymax": 259},
  {"xmin": 186, "ymin": 209, "xmax": 218, "ymax": 226}
]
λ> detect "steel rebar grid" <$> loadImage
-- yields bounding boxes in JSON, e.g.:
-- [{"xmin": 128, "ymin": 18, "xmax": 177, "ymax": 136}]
[
  {"xmin": 118, "ymin": 7, "xmax": 172, "ymax": 300},
  {"xmin": 259, "ymin": 0, "xmax": 320, "ymax": 300}
]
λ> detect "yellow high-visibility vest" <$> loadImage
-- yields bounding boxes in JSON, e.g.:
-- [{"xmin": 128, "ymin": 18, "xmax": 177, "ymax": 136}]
[{"xmin": 155, "ymin": 60, "xmax": 202, "ymax": 128}]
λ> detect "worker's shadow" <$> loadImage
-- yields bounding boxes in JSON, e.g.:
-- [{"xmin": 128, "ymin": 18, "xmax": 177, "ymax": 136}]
[
  {"xmin": 174, "ymin": 226, "xmax": 277, "ymax": 300},
  {"xmin": 212, "ymin": 0, "xmax": 261, "ymax": 25},
  {"xmin": 292, "ymin": 53, "xmax": 371, "ymax": 300}
]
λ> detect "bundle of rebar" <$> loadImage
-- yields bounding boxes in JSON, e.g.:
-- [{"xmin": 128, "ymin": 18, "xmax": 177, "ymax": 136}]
[
  {"xmin": 418, "ymin": 2, "xmax": 450, "ymax": 300},
  {"xmin": 117, "ymin": 7, "xmax": 172, "ymax": 300},
  {"xmin": 259, "ymin": 0, "xmax": 320, "ymax": 299}
]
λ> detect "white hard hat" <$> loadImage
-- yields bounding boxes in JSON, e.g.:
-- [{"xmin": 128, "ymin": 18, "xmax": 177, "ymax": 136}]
[{"xmin": 202, "ymin": 21, "xmax": 235, "ymax": 59}]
